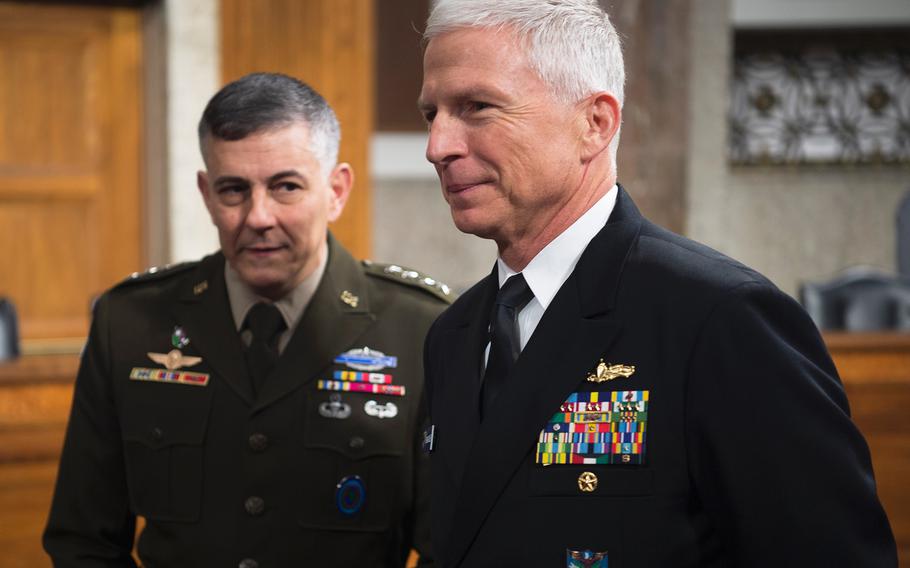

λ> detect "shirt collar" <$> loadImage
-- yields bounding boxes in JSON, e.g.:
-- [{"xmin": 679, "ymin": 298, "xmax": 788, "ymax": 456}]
[
  {"xmin": 497, "ymin": 185, "xmax": 617, "ymax": 310},
  {"xmin": 225, "ymin": 240, "xmax": 328, "ymax": 332}
]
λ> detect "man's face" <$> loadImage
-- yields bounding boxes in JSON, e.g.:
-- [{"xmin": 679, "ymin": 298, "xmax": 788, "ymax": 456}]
[
  {"xmin": 419, "ymin": 27, "xmax": 585, "ymax": 245},
  {"xmin": 197, "ymin": 123, "xmax": 351, "ymax": 300}
]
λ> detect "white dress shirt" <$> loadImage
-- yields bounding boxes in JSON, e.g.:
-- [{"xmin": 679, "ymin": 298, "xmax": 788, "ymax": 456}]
[{"xmin": 493, "ymin": 185, "xmax": 617, "ymax": 356}]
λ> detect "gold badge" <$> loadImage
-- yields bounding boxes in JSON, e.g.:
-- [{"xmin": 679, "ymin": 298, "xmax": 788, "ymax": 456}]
[
  {"xmin": 586, "ymin": 359, "xmax": 635, "ymax": 383},
  {"xmin": 577, "ymin": 471, "xmax": 598, "ymax": 492},
  {"xmin": 340, "ymin": 290, "xmax": 359, "ymax": 308},
  {"xmin": 193, "ymin": 280, "xmax": 209, "ymax": 295},
  {"xmin": 147, "ymin": 349, "xmax": 202, "ymax": 371}
]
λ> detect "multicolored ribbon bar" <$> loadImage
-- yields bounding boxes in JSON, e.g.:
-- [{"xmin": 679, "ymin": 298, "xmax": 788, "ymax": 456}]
[
  {"xmin": 537, "ymin": 390, "xmax": 649, "ymax": 465},
  {"xmin": 130, "ymin": 367, "xmax": 210, "ymax": 386},
  {"xmin": 333, "ymin": 370, "xmax": 393, "ymax": 384},
  {"xmin": 317, "ymin": 379, "xmax": 406, "ymax": 397}
]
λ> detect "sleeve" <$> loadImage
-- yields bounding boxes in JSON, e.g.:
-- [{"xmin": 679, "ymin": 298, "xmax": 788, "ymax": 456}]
[
  {"xmin": 43, "ymin": 294, "xmax": 138, "ymax": 567},
  {"xmin": 686, "ymin": 281, "xmax": 897, "ymax": 566},
  {"xmin": 411, "ymin": 388, "xmax": 434, "ymax": 568}
]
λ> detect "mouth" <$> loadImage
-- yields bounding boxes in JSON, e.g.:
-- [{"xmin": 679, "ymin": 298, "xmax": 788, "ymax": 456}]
[
  {"xmin": 445, "ymin": 180, "xmax": 492, "ymax": 194},
  {"xmin": 241, "ymin": 244, "xmax": 287, "ymax": 257}
]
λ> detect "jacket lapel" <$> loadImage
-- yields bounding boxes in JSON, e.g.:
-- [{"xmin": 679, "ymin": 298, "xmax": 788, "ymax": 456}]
[
  {"xmin": 435, "ymin": 270, "xmax": 498, "ymax": 490},
  {"xmin": 254, "ymin": 235, "xmax": 374, "ymax": 412},
  {"xmin": 175, "ymin": 253, "xmax": 254, "ymax": 405},
  {"xmin": 446, "ymin": 186, "xmax": 644, "ymax": 566}
]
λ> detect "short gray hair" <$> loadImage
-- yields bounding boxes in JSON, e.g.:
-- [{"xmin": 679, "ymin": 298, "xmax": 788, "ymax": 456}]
[
  {"xmin": 424, "ymin": 0, "xmax": 624, "ymax": 106},
  {"xmin": 198, "ymin": 72, "xmax": 341, "ymax": 176}
]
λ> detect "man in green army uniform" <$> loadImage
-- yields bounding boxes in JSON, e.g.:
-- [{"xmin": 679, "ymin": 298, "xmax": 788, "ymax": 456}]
[{"xmin": 44, "ymin": 72, "xmax": 448, "ymax": 567}]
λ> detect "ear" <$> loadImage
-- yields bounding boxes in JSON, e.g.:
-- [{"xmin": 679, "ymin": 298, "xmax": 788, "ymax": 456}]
[
  {"xmin": 326, "ymin": 163, "xmax": 354, "ymax": 222},
  {"xmin": 579, "ymin": 92, "xmax": 621, "ymax": 162}
]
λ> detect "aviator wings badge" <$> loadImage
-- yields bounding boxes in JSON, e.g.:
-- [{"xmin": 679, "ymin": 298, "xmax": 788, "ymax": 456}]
[
  {"xmin": 148, "ymin": 349, "xmax": 202, "ymax": 371},
  {"xmin": 586, "ymin": 359, "xmax": 635, "ymax": 383}
]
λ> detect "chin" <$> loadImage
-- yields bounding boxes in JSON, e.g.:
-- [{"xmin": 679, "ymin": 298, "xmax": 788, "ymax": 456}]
[{"xmin": 451, "ymin": 212, "xmax": 498, "ymax": 240}]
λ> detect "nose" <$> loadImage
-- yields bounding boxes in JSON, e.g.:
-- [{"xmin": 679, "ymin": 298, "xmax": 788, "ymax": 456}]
[
  {"xmin": 245, "ymin": 186, "xmax": 276, "ymax": 231},
  {"xmin": 425, "ymin": 115, "xmax": 467, "ymax": 166}
]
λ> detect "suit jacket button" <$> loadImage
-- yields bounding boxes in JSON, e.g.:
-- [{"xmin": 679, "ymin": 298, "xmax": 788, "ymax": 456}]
[
  {"xmin": 349, "ymin": 436, "xmax": 365, "ymax": 449},
  {"xmin": 239, "ymin": 559, "xmax": 259, "ymax": 568},
  {"xmin": 248, "ymin": 433, "xmax": 269, "ymax": 452},
  {"xmin": 150, "ymin": 427, "xmax": 163, "ymax": 441},
  {"xmin": 244, "ymin": 496, "xmax": 265, "ymax": 516}
]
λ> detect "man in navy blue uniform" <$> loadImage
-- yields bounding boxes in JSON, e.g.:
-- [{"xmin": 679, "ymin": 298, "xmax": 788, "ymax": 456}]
[{"xmin": 417, "ymin": 1, "xmax": 897, "ymax": 566}]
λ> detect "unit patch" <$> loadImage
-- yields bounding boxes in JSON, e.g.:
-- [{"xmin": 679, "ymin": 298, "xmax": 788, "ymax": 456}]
[
  {"xmin": 566, "ymin": 549, "xmax": 608, "ymax": 567},
  {"xmin": 130, "ymin": 367, "xmax": 210, "ymax": 387},
  {"xmin": 536, "ymin": 390, "xmax": 649, "ymax": 465}
]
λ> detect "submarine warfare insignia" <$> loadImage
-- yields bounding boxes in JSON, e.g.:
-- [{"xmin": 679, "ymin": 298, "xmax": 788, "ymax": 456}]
[
  {"xmin": 334, "ymin": 346, "xmax": 398, "ymax": 371},
  {"xmin": 319, "ymin": 393, "xmax": 352, "ymax": 419},
  {"xmin": 586, "ymin": 359, "xmax": 635, "ymax": 383}
]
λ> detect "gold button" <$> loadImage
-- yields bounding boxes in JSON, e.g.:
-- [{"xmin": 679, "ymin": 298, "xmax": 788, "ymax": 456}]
[{"xmin": 577, "ymin": 471, "xmax": 598, "ymax": 492}]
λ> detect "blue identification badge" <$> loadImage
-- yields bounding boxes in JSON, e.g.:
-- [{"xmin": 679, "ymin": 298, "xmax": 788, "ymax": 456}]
[{"xmin": 335, "ymin": 475, "xmax": 366, "ymax": 516}]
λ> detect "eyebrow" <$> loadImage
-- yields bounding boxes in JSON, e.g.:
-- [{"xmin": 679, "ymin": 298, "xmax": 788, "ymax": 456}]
[
  {"xmin": 417, "ymin": 86, "xmax": 505, "ymax": 113},
  {"xmin": 213, "ymin": 170, "xmax": 303, "ymax": 187}
]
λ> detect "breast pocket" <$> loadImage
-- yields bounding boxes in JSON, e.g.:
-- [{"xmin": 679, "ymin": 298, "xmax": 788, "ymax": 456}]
[
  {"xmin": 298, "ymin": 390, "xmax": 411, "ymax": 533},
  {"xmin": 120, "ymin": 381, "xmax": 213, "ymax": 522}
]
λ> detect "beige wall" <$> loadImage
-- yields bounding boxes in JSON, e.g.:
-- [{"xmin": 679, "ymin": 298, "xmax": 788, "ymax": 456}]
[{"xmin": 687, "ymin": 0, "xmax": 910, "ymax": 297}]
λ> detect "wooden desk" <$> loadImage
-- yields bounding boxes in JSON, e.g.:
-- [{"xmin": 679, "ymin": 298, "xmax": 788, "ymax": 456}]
[
  {"xmin": 826, "ymin": 333, "xmax": 910, "ymax": 565},
  {"xmin": 0, "ymin": 354, "xmax": 77, "ymax": 568},
  {"xmin": 1, "ymin": 336, "xmax": 907, "ymax": 566}
]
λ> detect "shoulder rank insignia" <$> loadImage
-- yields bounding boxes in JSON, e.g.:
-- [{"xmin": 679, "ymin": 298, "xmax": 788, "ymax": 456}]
[
  {"xmin": 147, "ymin": 349, "xmax": 202, "ymax": 371},
  {"xmin": 361, "ymin": 260, "xmax": 453, "ymax": 303},
  {"xmin": 586, "ymin": 359, "xmax": 635, "ymax": 383}
]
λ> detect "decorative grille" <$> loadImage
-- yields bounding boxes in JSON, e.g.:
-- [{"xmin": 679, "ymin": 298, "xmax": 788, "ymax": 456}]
[{"xmin": 730, "ymin": 31, "xmax": 910, "ymax": 165}]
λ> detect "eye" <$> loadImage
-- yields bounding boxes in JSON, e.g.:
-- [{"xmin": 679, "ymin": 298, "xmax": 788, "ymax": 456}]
[
  {"xmin": 215, "ymin": 184, "xmax": 248, "ymax": 205},
  {"xmin": 466, "ymin": 101, "xmax": 492, "ymax": 113},
  {"xmin": 421, "ymin": 108, "xmax": 437, "ymax": 124},
  {"xmin": 273, "ymin": 181, "xmax": 302, "ymax": 193}
]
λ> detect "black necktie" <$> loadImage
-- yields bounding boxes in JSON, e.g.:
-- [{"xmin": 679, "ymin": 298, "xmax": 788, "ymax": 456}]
[
  {"xmin": 481, "ymin": 273, "xmax": 534, "ymax": 419},
  {"xmin": 243, "ymin": 302, "xmax": 286, "ymax": 395}
]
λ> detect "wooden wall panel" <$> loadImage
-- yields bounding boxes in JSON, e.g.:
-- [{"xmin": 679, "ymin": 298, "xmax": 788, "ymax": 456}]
[
  {"xmin": 220, "ymin": 0, "xmax": 374, "ymax": 260},
  {"xmin": 0, "ymin": 3, "xmax": 144, "ymax": 347}
]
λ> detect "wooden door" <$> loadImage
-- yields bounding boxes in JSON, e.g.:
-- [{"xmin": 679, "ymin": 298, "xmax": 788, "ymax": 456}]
[
  {"xmin": 0, "ymin": 2, "xmax": 144, "ymax": 352},
  {"xmin": 221, "ymin": 0, "xmax": 374, "ymax": 260}
]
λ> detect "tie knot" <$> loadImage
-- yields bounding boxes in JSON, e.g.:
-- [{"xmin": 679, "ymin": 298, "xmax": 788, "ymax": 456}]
[
  {"xmin": 244, "ymin": 302, "xmax": 286, "ymax": 344},
  {"xmin": 497, "ymin": 273, "xmax": 534, "ymax": 310}
]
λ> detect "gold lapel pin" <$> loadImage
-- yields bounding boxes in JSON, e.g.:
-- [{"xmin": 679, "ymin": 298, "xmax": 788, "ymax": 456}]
[
  {"xmin": 340, "ymin": 290, "xmax": 359, "ymax": 308},
  {"xmin": 586, "ymin": 359, "xmax": 635, "ymax": 383},
  {"xmin": 193, "ymin": 280, "xmax": 209, "ymax": 295}
]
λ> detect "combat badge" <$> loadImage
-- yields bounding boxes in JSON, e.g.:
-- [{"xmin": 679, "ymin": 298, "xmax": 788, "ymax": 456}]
[
  {"xmin": 364, "ymin": 400, "xmax": 398, "ymax": 419},
  {"xmin": 334, "ymin": 346, "xmax": 398, "ymax": 371},
  {"xmin": 566, "ymin": 549, "xmax": 608, "ymax": 568},
  {"xmin": 318, "ymin": 393, "xmax": 352, "ymax": 419},
  {"xmin": 586, "ymin": 359, "xmax": 635, "ymax": 383}
]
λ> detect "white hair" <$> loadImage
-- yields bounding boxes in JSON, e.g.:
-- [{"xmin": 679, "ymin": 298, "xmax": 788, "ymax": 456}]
[{"xmin": 424, "ymin": 0, "xmax": 625, "ymax": 107}]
